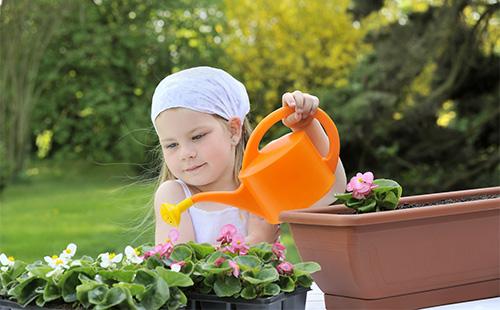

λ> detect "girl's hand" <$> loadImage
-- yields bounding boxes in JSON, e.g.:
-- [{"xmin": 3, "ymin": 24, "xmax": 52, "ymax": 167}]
[{"xmin": 282, "ymin": 90, "xmax": 319, "ymax": 130}]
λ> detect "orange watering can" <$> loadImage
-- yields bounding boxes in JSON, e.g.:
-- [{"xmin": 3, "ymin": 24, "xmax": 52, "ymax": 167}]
[{"xmin": 160, "ymin": 106, "xmax": 340, "ymax": 225}]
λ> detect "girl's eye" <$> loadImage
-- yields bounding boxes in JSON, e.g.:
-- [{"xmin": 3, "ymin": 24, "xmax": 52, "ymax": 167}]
[
  {"xmin": 192, "ymin": 133, "xmax": 207, "ymax": 140},
  {"xmin": 165, "ymin": 143, "xmax": 178, "ymax": 149}
]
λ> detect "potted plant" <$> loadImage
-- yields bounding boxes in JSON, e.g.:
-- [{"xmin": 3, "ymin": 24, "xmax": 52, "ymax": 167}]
[
  {"xmin": 0, "ymin": 226, "xmax": 320, "ymax": 310},
  {"xmin": 279, "ymin": 172, "xmax": 500, "ymax": 309},
  {"xmin": 0, "ymin": 241, "xmax": 193, "ymax": 309},
  {"xmin": 177, "ymin": 224, "xmax": 319, "ymax": 310}
]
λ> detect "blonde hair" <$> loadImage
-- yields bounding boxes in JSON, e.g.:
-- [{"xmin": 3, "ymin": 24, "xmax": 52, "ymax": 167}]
[{"xmin": 156, "ymin": 115, "xmax": 252, "ymax": 186}]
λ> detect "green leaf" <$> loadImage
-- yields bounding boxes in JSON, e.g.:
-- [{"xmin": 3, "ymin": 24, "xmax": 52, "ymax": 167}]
[
  {"xmin": 42, "ymin": 280, "xmax": 61, "ymax": 302},
  {"xmin": 234, "ymin": 255, "xmax": 262, "ymax": 271},
  {"xmin": 170, "ymin": 245, "xmax": 193, "ymax": 262},
  {"xmin": 278, "ymin": 276, "xmax": 295, "ymax": 292},
  {"xmin": 262, "ymin": 283, "xmax": 280, "ymax": 296},
  {"xmin": 164, "ymin": 287, "xmax": 188, "ymax": 310},
  {"xmin": 95, "ymin": 287, "xmax": 127, "ymax": 310},
  {"xmin": 136, "ymin": 275, "xmax": 170, "ymax": 310},
  {"xmin": 199, "ymin": 261, "xmax": 231, "ymax": 274},
  {"xmin": 380, "ymin": 190, "xmax": 399, "ymax": 210},
  {"xmin": 357, "ymin": 199, "xmax": 377, "ymax": 213},
  {"xmin": 145, "ymin": 255, "xmax": 164, "ymax": 269},
  {"xmin": 247, "ymin": 244, "xmax": 273, "ymax": 262},
  {"xmin": 240, "ymin": 285, "xmax": 257, "ymax": 299},
  {"xmin": 75, "ymin": 280, "xmax": 107, "ymax": 307},
  {"xmin": 205, "ymin": 251, "xmax": 227, "ymax": 264},
  {"xmin": 7, "ymin": 277, "xmax": 46, "ymax": 306},
  {"xmin": 334, "ymin": 192, "xmax": 353, "ymax": 202},
  {"xmin": 345, "ymin": 198, "xmax": 364, "ymax": 209},
  {"xmin": 187, "ymin": 242, "xmax": 216, "ymax": 260},
  {"xmin": 11, "ymin": 261, "xmax": 28, "ymax": 279},
  {"xmin": 113, "ymin": 282, "xmax": 146, "ymax": 296},
  {"xmin": 202, "ymin": 274, "xmax": 215, "ymax": 287},
  {"xmin": 180, "ymin": 261, "xmax": 195, "ymax": 275},
  {"xmin": 241, "ymin": 267, "xmax": 278, "ymax": 285},
  {"xmin": 297, "ymin": 275, "xmax": 313, "ymax": 287},
  {"xmin": 59, "ymin": 270, "xmax": 82, "ymax": 302},
  {"xmin": 88, "ymin": 286, "xmax": 108, "ymax": 305},
  {"xmin": 99, "ymin": 269, "xmax": 135, "ymax": 282},
  {"xmin": 26, "ymin": 266, "xmax": 52, "ymax": 279},
  {"xmin": 373, "ymin": 179, "xmax": 402, "ymax": 198},
  {"xmin": 35, "ymin": 294, "xmax": 48, "ymax": 307},
  {"xmin": 213, "ymin": 276, "xmax": 241, "ymax": 297},
  {"xmin": 155, "ymin": 267, "xmax": 193, "ymax": 287},
  {"xmin": 133, "ymin": 269, "xmax": 156, "ymax": 286},
  {"xmin": 293, "ymin": 262, "xmax": 321, "ymax": 276}
]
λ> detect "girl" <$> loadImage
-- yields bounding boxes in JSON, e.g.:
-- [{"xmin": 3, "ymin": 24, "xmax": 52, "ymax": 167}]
[{"xmin": 151, "ymin": 66, "xmax": 346, "ymax": 245}]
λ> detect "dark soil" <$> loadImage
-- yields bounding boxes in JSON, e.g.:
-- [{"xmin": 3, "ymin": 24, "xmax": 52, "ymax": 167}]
[{"xmin": 399, "ymin": 194, "xmax": 500, "ymax": 209}]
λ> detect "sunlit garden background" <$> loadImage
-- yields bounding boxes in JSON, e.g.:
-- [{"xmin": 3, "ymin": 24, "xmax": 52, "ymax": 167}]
[{"xmin": 1, "ymin": 0, "xmax": 498, "ymax": 263}]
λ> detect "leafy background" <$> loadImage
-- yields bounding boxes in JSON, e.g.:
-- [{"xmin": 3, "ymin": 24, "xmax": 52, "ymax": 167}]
[{"xmin": 1, "ymin": 0, "xmax": 498, "ymax": 261}]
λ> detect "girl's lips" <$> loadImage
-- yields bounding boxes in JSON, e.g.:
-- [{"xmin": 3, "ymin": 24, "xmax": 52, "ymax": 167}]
[{"xmin": 185, "ymin": 163, "xmax": 206, "ymax": 172}]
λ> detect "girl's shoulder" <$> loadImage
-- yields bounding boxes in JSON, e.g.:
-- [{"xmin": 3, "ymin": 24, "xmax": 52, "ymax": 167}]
[{"xmin": 154, "ymin": 180, "xmax": 186, "ymax": 211}]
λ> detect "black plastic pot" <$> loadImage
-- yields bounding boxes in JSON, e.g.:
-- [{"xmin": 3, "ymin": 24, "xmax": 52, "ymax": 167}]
[
  {"xmin": 186, "ymin": 287, "xmax": 310, "ymax": 310},
  {"xmin": 0, "ymin": 299, "xmax": 60, "ymax": 310}
]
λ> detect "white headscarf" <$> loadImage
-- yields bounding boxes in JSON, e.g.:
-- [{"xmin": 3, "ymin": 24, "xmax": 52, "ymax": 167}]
[{"xmin": 151, "ymin": 66, "xmax": 250, "ymax": 133}]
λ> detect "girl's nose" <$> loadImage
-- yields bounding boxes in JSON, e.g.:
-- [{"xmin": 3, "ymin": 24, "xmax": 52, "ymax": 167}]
[{"xmin": 180, "ymin": 145, "xmax": 197, "ymax": 160}]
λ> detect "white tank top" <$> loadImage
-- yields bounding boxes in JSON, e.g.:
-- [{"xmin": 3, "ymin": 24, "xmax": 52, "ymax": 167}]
[{"xmin": 174, "ymin": 179, "xmax": 248, "ymax": 244}]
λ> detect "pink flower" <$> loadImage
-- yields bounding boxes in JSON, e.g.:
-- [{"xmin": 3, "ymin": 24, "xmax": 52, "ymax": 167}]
[
  {"xmin": 228, "ymin": 260, "xmax": 240, "ymax": 277},
  {"xmin": 142, "ymin": 228, "xmax": 179, "ymax": 259},
  {"xmin": 225, "ymin": 234, "xmax": 249, "ymax": 255},
  {"xmin": 346, "ymin": 172, "xmax": 378, "ymax": 199},
  {"xmin": 272, "ymin": 242, "xmax": 286, "ymax": 260},
  {"xmin": 167, "ymin": 229, "xmax": 179, "ymax": 244},
  {"xmin": 216, "ymin": 224, "xmax": 237, "ymax": 244},
  {"xmin": 142, "ymin": 243, "xmax": 169, "ymax": 259},
  {"xmin": 214, "ymin": 257, "xmax": 226, "ymax": 267},
  {"xmin": 276, "ymin": 261, "xmax": 294, "ymax": 275}
]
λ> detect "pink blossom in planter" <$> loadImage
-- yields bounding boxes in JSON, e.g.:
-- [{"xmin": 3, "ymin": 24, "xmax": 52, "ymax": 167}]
[{"xmin": 346, "ymin": 172, "xmax": 378, "ymax": 199}]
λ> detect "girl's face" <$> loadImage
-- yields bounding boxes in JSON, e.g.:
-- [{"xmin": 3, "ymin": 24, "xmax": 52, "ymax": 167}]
[{"xmin": 155, "ymin": 108, "xmax": 236, "ymax": 186}]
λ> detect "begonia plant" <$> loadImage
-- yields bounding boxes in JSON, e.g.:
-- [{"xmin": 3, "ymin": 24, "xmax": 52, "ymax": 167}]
[{"xmin": 335, "ymin": 172, "xmax": 402, "ymax": 213}]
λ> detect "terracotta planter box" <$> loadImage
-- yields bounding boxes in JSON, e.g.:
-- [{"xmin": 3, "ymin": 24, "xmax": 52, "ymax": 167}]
[{"xmin": 280, "ymin": 187, "xmax": 500, "ymax": 309}]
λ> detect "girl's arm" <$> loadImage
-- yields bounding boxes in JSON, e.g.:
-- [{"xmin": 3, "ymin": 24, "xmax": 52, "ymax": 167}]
[
  {"xmin": 245, "ymin": 214, "xmax": 280, "ymax": 245},
  {"xmin": 154, "ymin": 180, "xmax": 196, "ymax": 244},
  {"xmin": 309, "ymin": 158, "xmax": 347, "ymax": 207},
  {"xmin": 281, "ymin": 91, "xmax": 347, "ymax": 206}
]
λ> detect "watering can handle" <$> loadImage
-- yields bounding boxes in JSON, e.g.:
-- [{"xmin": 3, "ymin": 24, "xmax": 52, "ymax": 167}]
[{"xmin": 243, "ymin": 106, "xmax": 340, "ymax": 172}]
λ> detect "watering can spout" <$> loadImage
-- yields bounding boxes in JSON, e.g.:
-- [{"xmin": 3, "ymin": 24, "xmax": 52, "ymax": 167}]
[{"xmin": 160, "ymin": 185, "xmax": 262, "ymax": 227}]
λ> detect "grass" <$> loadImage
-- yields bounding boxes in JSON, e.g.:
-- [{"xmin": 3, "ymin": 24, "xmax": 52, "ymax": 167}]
[{"xmin": 0, "ymin": 160, "xmax": 301, "ymax": 263}]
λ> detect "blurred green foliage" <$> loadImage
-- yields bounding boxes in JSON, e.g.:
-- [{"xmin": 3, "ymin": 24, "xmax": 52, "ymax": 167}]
[
  {"xmin": 1, "ymin": 0, "xmax": 498, "ymax": 194},
  {"xmin": 31, "ymin": 0, "xmax": 226, "ymax": 170}
]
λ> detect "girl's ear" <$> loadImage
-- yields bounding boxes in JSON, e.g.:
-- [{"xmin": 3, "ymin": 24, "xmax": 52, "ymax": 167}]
[{"xmin": 227, "ymin": 117, "xmax": 242, "ymax": 145}]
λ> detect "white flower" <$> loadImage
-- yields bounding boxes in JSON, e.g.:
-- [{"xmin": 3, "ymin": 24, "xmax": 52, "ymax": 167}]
[
  {"xmin": 70, "ymin": 260, "xmax": 82, "ymax": 267},
  {"xmin": 0, "ymin": 253, "xmax": 14, "ymax": 272},
  {"xmin": 170, "ymin": 263, "xmax": 182, "ymax": 272},
  {"xmin": 60, "ymin": 243, "xmax": 77, "ymax": 260},
  {"xmin": 124, "ymin": 246, "xmax": 143, "ymax": 265},
  {"xmin": 44, "ymin": 255, "xmax": 70, "ymax": 277},
  {"xmin": 98, "ymin": 252, "xmax": 123, "ymax": 268}
]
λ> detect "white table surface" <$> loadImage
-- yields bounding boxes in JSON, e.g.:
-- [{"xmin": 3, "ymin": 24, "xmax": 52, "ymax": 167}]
[{"xmin": 305, "ymin": 283, "xmax": 500, "ymax": 310}]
